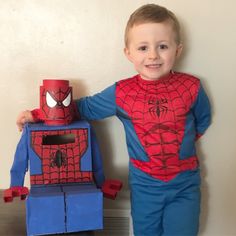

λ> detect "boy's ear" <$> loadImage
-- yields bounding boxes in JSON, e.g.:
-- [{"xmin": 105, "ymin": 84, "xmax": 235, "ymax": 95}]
[
  {"xmin": 124, "ymin": 47, "xmax": 133, "ymax": 62},
  {"xmin": 176, "ymin": 44, "xmax": 183, "ymax": 58}
]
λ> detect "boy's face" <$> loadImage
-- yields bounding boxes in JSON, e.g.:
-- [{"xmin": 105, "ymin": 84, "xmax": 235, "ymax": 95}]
[{"xmin": 124, "ymin": 22, "xmax": 182, "ymax": 81}]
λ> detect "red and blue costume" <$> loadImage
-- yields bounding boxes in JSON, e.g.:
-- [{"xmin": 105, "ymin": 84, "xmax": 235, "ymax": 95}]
[
  {"xmin": 77, "ymin": 72, "xmax": 211, "ymax": 236},
  {"xmin": 4, "ymin": 80, "xmax": 122, "ymax": 236}
]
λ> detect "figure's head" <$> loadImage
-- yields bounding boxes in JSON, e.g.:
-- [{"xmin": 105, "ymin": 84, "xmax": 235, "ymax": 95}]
[
  {"xmin": 124, "ymin": 4, "xmax": 183, "ymax": 81},
  {"xmin": 40, "ymin": 79, "xmax": 75, "ymax": 125}
]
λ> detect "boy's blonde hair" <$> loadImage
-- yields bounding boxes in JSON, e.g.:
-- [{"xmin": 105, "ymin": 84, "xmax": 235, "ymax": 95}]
[{"xmin": 125, "ymin": 4, "xmax": 181, "ymax": 47}]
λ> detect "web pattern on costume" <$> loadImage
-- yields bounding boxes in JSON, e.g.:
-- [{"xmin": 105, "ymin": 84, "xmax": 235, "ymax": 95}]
[
  {"xmin": 30, "ymin": 128, "xmax": 93, "ymax": 185},
  {"xmin": 116, "ymin": 73, "xmax": 200, "ymax": 182}
]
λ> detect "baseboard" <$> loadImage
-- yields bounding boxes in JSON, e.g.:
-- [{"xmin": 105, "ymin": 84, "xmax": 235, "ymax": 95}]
[{"xmin": 95, "ymin": 209, "xmax": 133, "ymax": 236}]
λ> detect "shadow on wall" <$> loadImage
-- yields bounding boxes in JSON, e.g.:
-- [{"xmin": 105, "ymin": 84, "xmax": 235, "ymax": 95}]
[
  {"xmin": 197, "ymin": 141, "xmax": 209, "ymax": 234},
  {"xmin": 70, "ymin": 78, "xmax": 89, "ymax": 98}
]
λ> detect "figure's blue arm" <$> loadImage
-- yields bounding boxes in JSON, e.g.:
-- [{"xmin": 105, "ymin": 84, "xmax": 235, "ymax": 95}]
[
  {"xmin": 76, "ymin": 84, "xmax": 116, "ymax": 120},
  {"xmin": 90, "ymin": 127, "xmax": 105, "ymax": 188},
  {"xmin": 192, "ymin": 84, "xmax": 211, "ymax": 138},
  {"xmin": 90, "ymin": 127, "xmax": 123, "ymax": 198},
  {"xmin": 10, "ymin": 125, "xmax": 29, "ymax": 187}
]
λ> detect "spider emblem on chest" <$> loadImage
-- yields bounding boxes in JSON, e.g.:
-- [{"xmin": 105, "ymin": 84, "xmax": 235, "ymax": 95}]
[
  {"xmin": 50, "ymin": 149, "xmax": 67, "ymax": 168},
  {"xmin": 148, "ymin": 97, "xmax": 168, "ymax": 117}
]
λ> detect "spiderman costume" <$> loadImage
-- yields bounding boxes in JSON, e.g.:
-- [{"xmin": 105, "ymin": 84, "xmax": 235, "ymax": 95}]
[{"xmin": 77, "ymin": 71, "xmax": 211, "ymax": 235}]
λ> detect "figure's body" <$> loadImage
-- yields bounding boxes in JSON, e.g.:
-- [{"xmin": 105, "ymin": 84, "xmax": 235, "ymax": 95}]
[
  {"xmin": 16, "ymin": 4, "xmax": 211, "ymax": 236},
  {"xmin": 15, "ymin": 121, "xmax": 104, "ymax": 235},
  {"xmin": 5, "ymin": 80, "xmax": 121, "ymax": 236}
]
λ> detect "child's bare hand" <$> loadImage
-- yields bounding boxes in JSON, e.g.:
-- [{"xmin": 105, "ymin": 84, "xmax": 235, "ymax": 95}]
[{"xmin": 16, "ymin": 110, "xmax": 34, "ymax": 131}]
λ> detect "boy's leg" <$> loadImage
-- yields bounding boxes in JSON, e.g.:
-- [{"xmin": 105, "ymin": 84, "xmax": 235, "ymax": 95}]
[
  {"xmin": 162, "ymin": 182, "xmax": 201, "ymax": 236},
  {"xmin": 130, "ymin": 183, "xmax": 164, "ymax": 236}
]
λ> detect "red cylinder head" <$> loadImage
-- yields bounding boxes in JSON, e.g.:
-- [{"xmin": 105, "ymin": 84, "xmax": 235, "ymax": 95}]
[{"xmin": 40, "ymin": 79, "xmax": 75, "ymax": 125}]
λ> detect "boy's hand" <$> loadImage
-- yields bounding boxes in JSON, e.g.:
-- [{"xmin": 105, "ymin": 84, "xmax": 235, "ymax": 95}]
[{"xmin": 16, "ymin": 110, "xmax": 34, "ymax": 132}]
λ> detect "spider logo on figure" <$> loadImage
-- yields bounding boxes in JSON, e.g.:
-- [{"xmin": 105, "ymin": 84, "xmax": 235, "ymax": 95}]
[{"xmin": 50, "ymin": 149, "xmax": 67, "ymax": 168}]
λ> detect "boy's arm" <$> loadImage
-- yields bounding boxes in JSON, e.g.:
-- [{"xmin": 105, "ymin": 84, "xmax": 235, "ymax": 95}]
[
  {"xmin": 16, "ymin": 109, "xmax": 41, "ymax": 131},
  {"xmin": 16, "ymin": 84, "xmax": 117, "ymax": 130},
  {"xmin": 76, "ymin": 84, "xmax": 116, "ymax": 120},
  {"xmin": 193, "ymin": 83, "xmax": 211, "ymax": 139}
]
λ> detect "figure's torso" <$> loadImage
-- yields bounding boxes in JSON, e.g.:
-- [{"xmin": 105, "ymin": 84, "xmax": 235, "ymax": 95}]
[{"xmin": 28, "ymin": 121, "xmax": 93, "ymax": 185}]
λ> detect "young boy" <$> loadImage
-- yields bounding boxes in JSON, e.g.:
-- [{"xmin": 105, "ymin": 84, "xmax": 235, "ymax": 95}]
[{"xmin": 16, "ymin": 4, "xmax": 211, "ymax": 236}]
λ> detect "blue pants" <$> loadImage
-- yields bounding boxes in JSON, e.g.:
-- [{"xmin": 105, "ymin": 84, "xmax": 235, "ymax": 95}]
[{"xmin": 130, "ymin": 172, "xmax": 201, "ymax": 236}]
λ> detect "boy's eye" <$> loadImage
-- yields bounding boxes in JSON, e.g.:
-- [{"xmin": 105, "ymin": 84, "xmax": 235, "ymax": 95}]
[
  {"xmin": 159, "ymin": 44, "xmax": 168, "ymax": 50},
  {"xmin": 138, "ymin": 46, "xmax": 148, "ymax": 51}
]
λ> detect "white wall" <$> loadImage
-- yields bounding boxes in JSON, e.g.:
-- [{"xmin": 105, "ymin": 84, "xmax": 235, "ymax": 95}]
[{"xmin": 0, "ymin": 1, "xmax": 236, "ymax": 235}]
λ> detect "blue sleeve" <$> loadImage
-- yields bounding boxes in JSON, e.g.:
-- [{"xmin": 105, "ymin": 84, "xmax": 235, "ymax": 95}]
[
  {"xmin": 10, "ymin": 125, "xmax": 29, "ymax": 187},
  {"xmin": 76, "ymin": 84, "xmax": 116, "ymax": 120},
  {"xmin": 192, "ymin": 84, "xmax": 211, "ymax": 135}
]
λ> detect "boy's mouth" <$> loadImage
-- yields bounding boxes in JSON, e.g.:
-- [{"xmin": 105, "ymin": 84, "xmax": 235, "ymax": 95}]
[{"xmin": 145, "ymin": 64, "xmax": 161, "ymax": 68}]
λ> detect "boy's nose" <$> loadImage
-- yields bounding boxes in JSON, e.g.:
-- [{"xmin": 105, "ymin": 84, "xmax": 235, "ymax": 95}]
[{"xmin": 148, "ymin": 49, "xmax": 159, "ymax": 59}]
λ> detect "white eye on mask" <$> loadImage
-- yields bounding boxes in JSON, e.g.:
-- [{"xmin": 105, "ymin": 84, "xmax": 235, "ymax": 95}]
[
  {"xmin": 46, "ymin": 92, "xmax": 57, "ymax": 108},
  {"xmin": 62, "ymin": 92, "xmax": 71, "ymax": 107}
]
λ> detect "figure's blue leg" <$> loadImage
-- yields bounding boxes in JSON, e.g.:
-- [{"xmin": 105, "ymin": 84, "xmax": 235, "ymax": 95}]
[
  {"xmin": 26, "ymin": 186, "xmax": 65, "ymax": 236},
  {"xmin": 63, "ymin": 184, "xmax": 103, "ymax": 233}
]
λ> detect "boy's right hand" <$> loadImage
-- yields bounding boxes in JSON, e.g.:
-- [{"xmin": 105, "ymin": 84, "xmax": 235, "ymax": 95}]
[{"xmin": 16, "ymin": 110, "xmax": 34, "ymax": 132}]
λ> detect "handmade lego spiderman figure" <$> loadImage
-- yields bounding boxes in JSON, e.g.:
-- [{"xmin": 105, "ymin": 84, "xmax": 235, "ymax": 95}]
[{"xmin": 4, "ymin": 80, "xmax": 122, "ymax": 236}]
